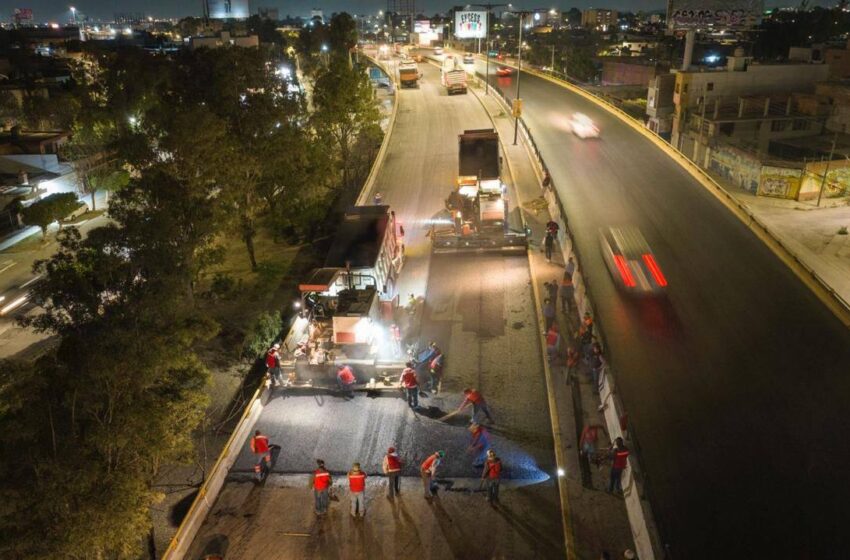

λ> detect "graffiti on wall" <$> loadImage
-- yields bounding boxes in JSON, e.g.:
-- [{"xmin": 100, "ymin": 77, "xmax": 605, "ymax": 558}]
[
  {"xmin": 758, "ymin": 166, "xmax": 802, "ymax": 199},
  {"xmin": 709, "ymin": 145, "xmax": 761, "ymax": 193}
]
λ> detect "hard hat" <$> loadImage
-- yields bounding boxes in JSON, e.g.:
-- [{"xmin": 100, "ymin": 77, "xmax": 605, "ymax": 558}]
[
  {"xmin": 437, "ymin": 450, "xmax": 445, "ymax": 457},
  {"xmin": 273, "ymin": 343, "xmax": 280, "ymax": 349}
]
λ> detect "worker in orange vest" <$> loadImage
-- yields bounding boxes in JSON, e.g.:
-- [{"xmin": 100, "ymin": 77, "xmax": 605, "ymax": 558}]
[
  {"xmin": 382, "ymin": 446, "xmax": 403, "ymax": 498},
  {"xmin": 399, "ymin": 362, "xmax": 419, "ymax": 408},
  {"xmin": 250, "ymin": 430, "xmax": 271, "ymax": 480},
  {"xmin": 457, "ymin": 388, "xmax": 494, "ymax": 424},
  {"xmin": 481, "ymin": 449, "xmax": 502, "ymax": 505},
  {"xmin": 337, "ymin": 364, "xmax": 356, "ymax": 399},
  {"xmin": 348, "ymin": 462, "xmax": 367, "ymax": 517},
  {"xmin": 420, "ymin": 450, "xmax": 444, "ymax": 499},
  {"xmin": 313, "ymin": 459, "xmax": 332, "ymax": 515}
]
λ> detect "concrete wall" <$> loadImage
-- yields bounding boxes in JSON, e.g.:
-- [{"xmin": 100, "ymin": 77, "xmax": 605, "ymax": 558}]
[
  {"xmin": 708, "ymin": 144, "xmax": 761, "ymax": 193},
  {"xmin": 601, "ymin": 59, "xmax": 661, "ymax": 86}
]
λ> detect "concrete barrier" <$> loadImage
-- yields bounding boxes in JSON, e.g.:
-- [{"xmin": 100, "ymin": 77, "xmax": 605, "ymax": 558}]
[
  {"xmin": 481, "ymin": 80, "xmax": 663, "ymax": 560},
  {"xmin": 163, "ymin": 51, "xmax": 405, "ymax": 560}
]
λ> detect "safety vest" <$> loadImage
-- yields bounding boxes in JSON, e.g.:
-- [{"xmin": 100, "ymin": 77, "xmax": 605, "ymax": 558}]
[
  {"xmin": 401, "ymin": 368, "xmax": 418, "ymax": 388},
  {"xmin": 464, "ymin": 390, "xmax": 483, "ymax": 404},
  {"xmin": 314, "ymin": 469, "xmax": 331, "ymax": 490},
  {"xmin": 338, "ymin": 366, "xmax": 355, "ymax": 384},
  {"xmin": 612, "ymin": 448, "xmax": 630, "ymax": 470},
  {"xmin": 266, "ymin": 350, "xmax": 278, "ymax": 369},
  {"xmin": 250, "ymin": 435, "xmax": 269, "ymax": 454},
  {"xmin": 385, "ymin": 453, "xmax": 402, "ymax": 473},
  {"xmin": 348, "ymin": 471, "xmax": 366, "ymax": 493},
  {"xmin": 421, "ymin": 453, "xmax": 440, "ymax": 473},
  {"xmin": 483, "ymin": 458, "xmax": 502, "ymax": 480}
]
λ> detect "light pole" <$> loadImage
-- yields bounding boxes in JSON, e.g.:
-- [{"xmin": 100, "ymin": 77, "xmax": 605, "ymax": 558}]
[
  {"xmin": 472, "ymin": 3, "xmax": 507, "ymax": 96},
  {"xmin": 513, "ymin": 11, "xmax": 527, "ymax": 145},
  {"xmin": 817, "ymin": 129, "xmax": 838, "ymax": 207}
]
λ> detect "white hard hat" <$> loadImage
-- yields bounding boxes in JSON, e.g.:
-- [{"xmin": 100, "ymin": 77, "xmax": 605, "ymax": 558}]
[{"xmin": 623, "ymin": 550, "xmax": 636, "ymax": 559}]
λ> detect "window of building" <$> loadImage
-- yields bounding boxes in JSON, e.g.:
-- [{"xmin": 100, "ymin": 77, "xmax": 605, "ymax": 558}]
[
  {"xmin": 771, "ymin": 120, "xmax": 788, "ymax": 132},
  {"xmin": 683, "ymin": 84, "xmax": 689, "ymax": 93},
  {"xmin": 719, "ymin": 122, "xmax": 735, "ymax": 136},
  {"xmin": 707, "ymin": 82, "xmax": 714, "ymax": 91},
  {"xmin": 792, "ymin": 119, "xmax": 808, "ymax": 130}
]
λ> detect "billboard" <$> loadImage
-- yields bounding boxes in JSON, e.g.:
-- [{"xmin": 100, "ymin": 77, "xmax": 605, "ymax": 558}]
[
  {"xmin": 414, "ymin": 20, "xmax": 431, "ymax": 33},
  {"xmin": 455, "ymin": 10, "xmax": 487, "ymax": 39},
  {"xmin": 667, "ymin": 0, "xmax": 763, "ymax": 31},
  {"xmin": 13, "ymin": 8, "xmax": 33, "ymax": 24}
]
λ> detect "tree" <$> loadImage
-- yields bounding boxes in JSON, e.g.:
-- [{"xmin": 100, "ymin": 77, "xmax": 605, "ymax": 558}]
[
  {"xmin": 21, "ymin": 192, "xmax": 81, "ymax": 240},
  {"xmin": 328, "ymin": 12, "xmax": 358, "ymax": 54},
  {"xmin": 312, "ymin": 57, "xmax": 381, "ymax": 190}
]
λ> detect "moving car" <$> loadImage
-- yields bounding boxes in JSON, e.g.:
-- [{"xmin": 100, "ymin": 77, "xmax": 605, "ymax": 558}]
[
  {"xmin": 434, "ymin": 46, "xmax": 444, "ymax": 55},
  {"xmin": 599, "ymin": 226, "xmax": 667, "ymax": 294},
  {"xmin": 463, "ymin": 53, "xmax": 475, "ymax": 64},
  {"xmin": 568, "ymin": 112, "xmax": 599, "ymax": 138},
  {"xmin": 496, "ymin": 67, "xmax": 513, "ymax": 77}
]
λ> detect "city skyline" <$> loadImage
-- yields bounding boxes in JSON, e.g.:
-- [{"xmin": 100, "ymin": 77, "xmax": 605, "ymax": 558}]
[{"xmin": 7, "ymin": 0, "xmax": 801, "ymax": 25}]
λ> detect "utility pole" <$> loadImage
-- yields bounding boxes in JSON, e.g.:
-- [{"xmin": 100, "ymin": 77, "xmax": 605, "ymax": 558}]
[
  {"xmin": 817, "ymin": 129, "xmax": 838, "ymax": 207},
  {"xmin": 513, "ymin": 11, "xmax": 527, "ymax": 145},
  {"xmin": 472, "ymin": 3, "xmax": 506, "ymax": 95}
]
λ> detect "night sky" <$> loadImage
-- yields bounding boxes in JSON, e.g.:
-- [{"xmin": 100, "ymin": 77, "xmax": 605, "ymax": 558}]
[{"xmin": 14, "ymin": 1, "xmax": 802, "ymax": 27}]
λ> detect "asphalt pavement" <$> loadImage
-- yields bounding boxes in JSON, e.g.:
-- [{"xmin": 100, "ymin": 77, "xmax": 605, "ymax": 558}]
[
  {"xmin": 187, "ymin": 61, "xmax": 565, "ymax": 558},
  {"xmin": 476, "ymin": 60, "xmax": 850, "ymax": 558}
]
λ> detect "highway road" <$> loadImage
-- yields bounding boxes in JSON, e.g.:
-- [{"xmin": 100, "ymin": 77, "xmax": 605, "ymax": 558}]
[
  {"xmin": 186, "ymin": 62, "xmax": 564, "ymax": 559},
  {"xmin": 473, "ymin": 60, "xmax": 850, "ymax": 557}
]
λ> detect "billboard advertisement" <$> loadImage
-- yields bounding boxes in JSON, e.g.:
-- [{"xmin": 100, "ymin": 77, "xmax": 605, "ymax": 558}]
[
  {"xmin": 13, "ymin": 8, "xmax": 34, "ymax": 24},
  {"xmin": 414, "ymin": 20, "xmax": 431, "ymax": 33},
  {"xmin": 455, "ymin": 10, "xmax": 487, "ymax": 39},
  {"xmin": 667, "ymin": 0, "xmax": 763, "ymax": 30}
]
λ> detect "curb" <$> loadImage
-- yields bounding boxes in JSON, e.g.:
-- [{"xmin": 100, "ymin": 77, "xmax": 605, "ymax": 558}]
[
  {"xmin": 468, "ymin": 83, "xmax": 577, "ymax": 560},
  {"xmin": 355, "ymin": 53, "xmax": 401, "ymax": 207}
]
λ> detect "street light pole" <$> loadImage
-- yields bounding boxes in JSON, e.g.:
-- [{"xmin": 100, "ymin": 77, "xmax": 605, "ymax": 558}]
[
  {"xmin": 473, "ymin": 3, "xmax": 507, "ymax": 96},
  {"xmin": 513, "ymin": 12, "xmax": 525, "ymax": 145}
]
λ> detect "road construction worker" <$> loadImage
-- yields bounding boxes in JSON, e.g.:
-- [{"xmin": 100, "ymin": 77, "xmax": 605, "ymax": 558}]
[
  {"xmin": 337, "ymin": 364, "xmax": 356, "ymax": 399},
  {"xmin": 313, "ymin": 459, "xmax": 332, "ymax": 515},
  {"xmin": 399, "ymin": 362, "xmax": 419, "ymax": 408},
  {"xmin": 608, "ymin": 437, "xmax": 629, "ymax": 494},
  {"xmin": 374, "ymin": 191, "xmax": 383, "ymax": 205},
  {"xmin": 382, "ymin": 446, "xmax": 403, "ymax": 498},
  {"xmin": 420, "ymin": 451, "xmax": 444, "ymax": 499},
  {"xmin": 348, "ymin": 462, "xmax": 367, "ymax": 517},
  {"xmin": 468, "ymin": 423, "xmax": 491, "ymax": 468},
  {"xmin": 481, "ymin": 449, "xmax": 502, "ymax": 504},
  {"xmin": 429, "ymin": 351, "xmax": 444, "ymax": 394},
  {"xmin": 265, "ymin": 344, "xmax": 282, "ymax": 388},
  {"xmin": 458, "ymin": 388, "xmax": 494, "ymax": 424},
  {"xmin": 250, "ymin": 430, "xmax": 271, "ymax": 480}
]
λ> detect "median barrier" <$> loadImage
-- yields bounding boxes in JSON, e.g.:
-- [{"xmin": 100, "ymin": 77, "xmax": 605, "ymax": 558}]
[
  {"xmin": 479, "ymin": 77, "xmax": 663, "ymax": 560},
  {"xmin": 163, "ymin": 51, "xmax": 404, "ymax": 560}
]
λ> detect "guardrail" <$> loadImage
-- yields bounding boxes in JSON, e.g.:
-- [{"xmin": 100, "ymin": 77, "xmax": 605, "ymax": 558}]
[
  {"xmin": 474, "ymin": 71, "xmax": 664, "ymax": 560},
  {"xmin": 162, "ymin": 52, "xmax": 403, "ymax": 560},
  {"xmin": 478, "ymin": 54, "xmax": 850, "ymax": 325}
]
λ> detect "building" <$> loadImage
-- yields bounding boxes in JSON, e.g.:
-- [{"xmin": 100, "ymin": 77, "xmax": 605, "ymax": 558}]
[
  {"xmin": 581, "ymin": 9, "xmax": 618, "ymax": 31},
  {"xmin": 601, "ymin": 59, "xmax": 666, "ymax": 86},
  {"xmin": 646, "ymin": 73, "xmax": 676, "ymax": 137},
  {"xmin": 189, "ymin": 31, "xmax": 259, "ymax": 49},
  {"xmin": 205, "ymin": 0, "xmax": 250, "ymax": 20}
]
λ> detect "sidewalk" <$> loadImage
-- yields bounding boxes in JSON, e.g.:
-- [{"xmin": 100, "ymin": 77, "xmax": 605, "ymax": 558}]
[
  {"xmin": 722, "ymin": 183, "xmax": 850, "ymax": 306},
  {"xmin": 470, "ymin": 85, "xmax": 637, "ymax": 559}
]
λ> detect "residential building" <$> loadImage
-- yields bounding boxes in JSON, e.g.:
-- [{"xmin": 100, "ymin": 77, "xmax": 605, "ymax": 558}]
[
  {"xmin": 581, "ymin": 9, "xmax": 618, "ymax": 31},
  {"xmin": 646, "ymin": 73, "xmax": 676, "ymax": 137}
]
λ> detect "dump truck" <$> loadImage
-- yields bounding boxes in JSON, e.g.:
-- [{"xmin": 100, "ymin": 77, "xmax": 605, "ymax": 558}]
[
  {"xmin": 430, "ymin": 129, "xmax": 528, "ymax": 253},
  {"xmin": 398, "ymin": 61, "xmax": 420, "ymax": 88},
  {"xmin": 441, "ymin": 56, "xmax": 468, "ymax": 95}
]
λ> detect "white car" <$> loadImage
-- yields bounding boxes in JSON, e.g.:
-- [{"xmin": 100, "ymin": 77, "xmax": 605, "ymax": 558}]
[
  {"xmin": 434, "ymin": 47, "xmax": 444, "ymax": 56},
  {"xmin": 568, "ymin": 112, "xmax": 600, "ymax": 139},
  {"xmin": 599, "ymin": 226, "xmax": 667, "ymax": 295}
]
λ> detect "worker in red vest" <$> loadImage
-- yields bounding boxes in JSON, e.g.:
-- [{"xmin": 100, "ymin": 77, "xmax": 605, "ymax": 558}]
[
  {"xmin": 250, "ymin": 430, "xmax": 271, "ymax": 480},
  {"xmin": 337, "ymin": 364, "xmax": 356, "ymax": 399},
  {"xmin": 399, "ymin": 362, "xmax": 419, "ymax": 408},
  {"xmin": 265, "ymin": 344, "xmax": 281, "ymax": 388},
  {"xmin": 608, "ymin": 437, "xmax": 630, "ymax": 494},
  {"xmin": 313, "ymin": 459, "xmax": 332, "ymax": 515},
  {"xmin": 481, "ymin": 449, "xmax": 502, "ymax": 505},
  {"xmin": 458, "ymin": 388, "xmax": 494, "ymax": 424},
  {"xmin": 420, "ymin": 450, "xmax": 444, "ymax": 499},
  {"xmin": 348, "ymin": 462, "xmax": 367, "ymax": 518},
  {"xmin": 382, "ymin": 446, "xmax": 403, "ymax": 498}
]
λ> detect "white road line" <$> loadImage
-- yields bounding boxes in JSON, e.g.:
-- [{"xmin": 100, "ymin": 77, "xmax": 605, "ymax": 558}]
[
  {"xmin": 19, "ymin": 274, "xmax": 42, "ymax": 289},
  {"xmin": 0, "ymin": 261, "xmax": 14, "ymax": 275}
]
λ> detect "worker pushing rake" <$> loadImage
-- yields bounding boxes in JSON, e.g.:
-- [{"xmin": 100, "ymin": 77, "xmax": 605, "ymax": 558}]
[{"xmin": 439, "ymin": 388, "xmax": 495, "ymax": 425}]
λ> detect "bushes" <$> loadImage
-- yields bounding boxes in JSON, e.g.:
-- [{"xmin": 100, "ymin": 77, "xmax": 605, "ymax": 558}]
[{"xmin": 242, "ymin": 310, "xmax": 283, "ymax": 360}]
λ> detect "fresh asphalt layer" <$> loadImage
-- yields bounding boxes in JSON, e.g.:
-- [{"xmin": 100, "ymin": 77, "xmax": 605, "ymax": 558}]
[
  {"xmin": 478, "ymin": 61, "xmax": 850, "ymax": 558},
  {"xmin": 212, "ymin": 62, "xmax": 564, "ymax": 558}
]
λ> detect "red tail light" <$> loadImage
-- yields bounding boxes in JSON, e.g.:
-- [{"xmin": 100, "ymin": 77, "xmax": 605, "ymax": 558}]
[
  {"xmin": 613, "ymin": 255, "xmax": 636, "ymax": 287},
  {"xmin": 642, "ymin": 254, "xmax": 668, "ymax": 287}
]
